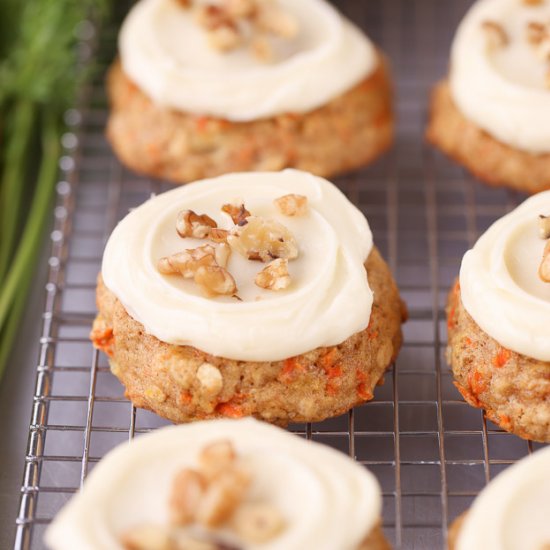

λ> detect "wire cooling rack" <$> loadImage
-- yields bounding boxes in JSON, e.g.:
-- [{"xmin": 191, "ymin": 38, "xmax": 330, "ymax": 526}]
[{"xmin": 13, "ymin": 1, "xmax": 549, "ymax": 549}]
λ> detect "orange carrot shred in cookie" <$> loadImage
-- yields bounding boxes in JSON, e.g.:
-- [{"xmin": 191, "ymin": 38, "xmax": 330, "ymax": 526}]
[
  {"xmin": 468, "ymin": 370, "xmax": 486, "ymax": 396},
  {"xmin": 90, "ymin": 326, "xmax": 115, "ymax": 357},
  {"xmin": 319, "ymin": 348, "xmax": 339, "ymax": 370},
  {"xmin": 357, "ymin": 383, "xmax": 373, "ymax": 400},
  {"xmin": 326, "ymin": 364, "xmax": 343, "ymax": 379},
  {"xmin": 492, "ymin": 348, "xmax": 511, "ymax": 368},
  {"xmin": 216, "ymin": 402, "xmax": 244, "ymax": 419}
]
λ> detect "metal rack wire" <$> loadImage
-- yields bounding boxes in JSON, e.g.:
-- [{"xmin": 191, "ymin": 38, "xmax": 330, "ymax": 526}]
[{"xmin": 13, "ymin": 1, "xmax": 548, "ymax": 548}]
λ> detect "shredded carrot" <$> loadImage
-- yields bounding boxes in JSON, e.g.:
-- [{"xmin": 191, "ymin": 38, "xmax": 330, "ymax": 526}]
[
  {"xmin": 499, "ymin": 414, "xmax": 512, "ymax": 429},
  {"xmin": 463, "ymin": 337, "xmax": 473, "ymax": 347},
  {"xmin": 468, "ymin": 370, "xmax": 486, "ymax": 396},
  {"xmin": 492, "ymin": 348, "xmax": 511, "ymax": 368},
  {"xmin": 368, "ymin": 330, "xmax": 379, "ymax": 341},
  {"xmin": 90, "ymin": 326, "xmax": 114, "ymax": 357},
  {"xmin": 326, "ymin": 364, "xmax": 343, "ymax": 379},
  {"xmin": 178, "ymin": 391, "xmax": 192, "ymax": 405},
  {"xmin": 216, "ymin": 401, "xmax": 244, "ymax": 418},
  {"xmin": 319, "ymin": 348, "xmax": 338, "ymax": 370},
  {"xmin": 279, "ymin": 357, "xmax": 306, "ymax": 383},
  {"xmin": 195, "ymin": 116, "xmax": 210, "ymax": 133},
  {"xmin": 326, "ymin": 380, "xmax": 339, "ymax": 397}
]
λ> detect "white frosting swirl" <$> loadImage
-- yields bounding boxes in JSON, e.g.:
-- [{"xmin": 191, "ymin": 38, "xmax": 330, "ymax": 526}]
[
  {"xmin": 101, "ymin": 170, "xmax": 373, "ymax": 362},
  {"xmin": 456, "ymin": 445, "xmax": 550, "ymax": 550},
  {"xmin": 44, "ymin": 418, "xmax": 382, "ymax": 550},
  {"xmin": 119, "ymin": 0, "xmax": 376, "ymax": 121},
  {"xmin": 450, "ymin": 0, "xmax": 550, "ymax": 154},
  {"xmin": 460, "ymin": 191, "xmax": 550, "ymax": 362}
]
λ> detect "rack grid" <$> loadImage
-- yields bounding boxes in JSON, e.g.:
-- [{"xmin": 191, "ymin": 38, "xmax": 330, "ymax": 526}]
[{"xmin": 13, "ymin": 1, "xmax": 548, "ymax": 548}]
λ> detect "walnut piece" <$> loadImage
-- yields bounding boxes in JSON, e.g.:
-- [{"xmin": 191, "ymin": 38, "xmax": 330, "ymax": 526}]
[
  {"xmin": 194, "ymin": 265, "xmax": 237, "ymax": 297},
  {"xmin": 176, "ymin": 210, "xmax": 217, "ymax": 239},
  {"xmin": 222, "ymin": 201, "xmax": 251, "ymax": 225},
  {"xmin": 274, "ymin": 194, "xmax": 308, "ymax": 217},
  {"xmin": 121, "ymin": 524, "xmax": 173, "ymax": 550},
  {"xmin": 210, "ymin": 228, "xmax": 230, "ymax": 243},
  {"xmin": 228, "ymin": 217, "xmax": 298, "ymax": 262},
  {"xmin": 254, "ymin": 4, "xmax": 298, "ymax": 38},
  {"xmin": 208, "ymin": 25, "xmax": 243, "ymax": 52},
  {"xmin": 540, "ymin": 240, "xmax": 550, "ymax": 283},
  {"xmin": 232, "ymin": 503, "xmax": 285, "ymax": 544},
  {"xmin": 526, "ymin": 21, "xmax": 547, "ymax": 45},
  {"xmin": 255, "ymin": 258, "xmax": 291, "ymax": 290},
  {"xmin": 251, "ymin": 35, "xmax": 273, "ymax": 62},
  {"xmin": 158, "ymin": 243, "xmax": 230, "ymax": 278},
  {"xmin": 522, "ymin": 0, "xmax": 543, "ymax": 5},
  {"xmin": 199, "ymin": 440, "xmax": 236, "ymax": 480},
  {"xmin": 170, "ymin": 469, "xmax": 207, "ymax": 525},
  {"xmin": 540, "ymin": 215, "xmax": 550, "ymax": 239},
  {"xmin": 482, "ymin": 20, "xmax": 508, "ymax": 49},
  {"xmin": 224, "ymin": 0, "xmax": 256, "ymax": 18},
  {"xmin": 196, "ymin": 467, "xmax": 251, "ymax": 527}
]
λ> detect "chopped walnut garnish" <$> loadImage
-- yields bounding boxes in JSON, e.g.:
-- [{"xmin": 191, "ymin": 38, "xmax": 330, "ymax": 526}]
[
  {"xmin": 526, "ymin": 21, "xmax": 547, "ymax": 45},
  {"xmin": 274, "ymin": 194, "xmax": 308, "ymax": 217},
  {"xmin": 195, "ymin": 4, "xmax": 233, "ymax": 31},
  {"xmin": 199, "ymin": 440, "xmax": 236, "ymax": 480},
  {"xmin": 251, "ymin": 35, "xmax": 273, "ymax": 63},
  {"xmin": 176, "ymin": 210, "xmax": 217, "ymax": 239},
  {"xmin": 194, "ymin": 265, "xmax": 237, "ymax": 297},
  {"xmin": 222, "ymin": 201, "xmax": 251, "ymax": 225},
  {"xmin": 170, "ymin": 469, "xmax": 207, "ymax": 525},
  {"xmin": 197, "ymin": 467, "xmax": 251, "ymax": 527},
  {"xmin": 224, "ymin": 0, "xmax": 256, "ymax": 18},
  {"xmin": 121, "ymin": 524, "xmax": 173, "ymax": 550},
  {"xmin": 158, "ymin": 244, "xmax": 230, "ymax": 277},
  {"xmin": 482, "ymin": 20, "xmax": 508, "ymax": 49},
  {"xmin": 539, "ymin": 215, "xmax": 550, "ymax": 239},
  {"xmin": 210, "ymin": 228, "xmax": 230, "ymax": 243},
  {"xmin": 228, "ymin": 217, "xmax": 298, "ymax": 262},
  {"xmin": 208, "ymin": 25, "xmax": 243, "ymax": 52},
  {"xmin": 254, "ymin": 4, "xmax": 298, "ymax": 38},
  {"xmin": 539, "ymin": 240, "xmax": 550, "ymax": 282},
  {"xmin": 233, "ymin": 503, "xmax": 285, "ymax": 543},
  {"xmin": 255, "ymin": 258, "xmax": 291, "ymax": 290}
]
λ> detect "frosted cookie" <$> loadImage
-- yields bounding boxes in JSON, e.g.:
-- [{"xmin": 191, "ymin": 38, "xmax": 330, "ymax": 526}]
[
  {"xmin": 106, "ymin": 0, "xmax": 393, "ymax": 184},
  {"xmin": 427, "ymin": 0, "xmax": 550, "ymax": 193},
  {"xmin": 447, "ymin": 192, "xmax": 550, "ymax": 442},
  {"xmin": 44, "ymin": 419, "xmax": 390, "ymax": 550},
  {"xmin": 448, "ymin": 445, "xmax": 550, "ymax": 550},
  {"xmin": 91, "ymin": 170, "xmax": 406, "ymax": 425}
]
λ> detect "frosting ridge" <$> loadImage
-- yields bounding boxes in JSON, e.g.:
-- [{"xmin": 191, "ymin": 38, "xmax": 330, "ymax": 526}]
[
  {"xmin": 119, "ymin": 0, "xmax": 376, "ymax": 121},
  {"xmin": 460, "ymin": 191, "xmax": 550, "ymax": 361},
  {"xmin": 450, "ymin": 0, "xmax": 550, "ymax": 153},
  {"xmin": 44, "ymin": 419, "xmax": 382, "ymax": 550}
]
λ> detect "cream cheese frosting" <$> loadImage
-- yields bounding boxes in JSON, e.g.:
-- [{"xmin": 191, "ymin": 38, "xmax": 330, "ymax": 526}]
[
  {"xmin": 460, "ymin": 191, "xmax": 550, "ymax": 362},
  {"xmin": 450, "ymin": 0, "xmax": 550, "ymax": 154},
  {"xmin": 101, "ymin": 170, "xmax": 374, "ymax": 362},
  {"xmin": 118, "ymin": 0, "xmax": 376, "ymax": 121},
  {"xmin": 456, "ymin": 445, "xmax": 550, "ymax": 550},
  {"xmin": 44, "ymin": 418, "xmax": 382, "ymax": 550}
]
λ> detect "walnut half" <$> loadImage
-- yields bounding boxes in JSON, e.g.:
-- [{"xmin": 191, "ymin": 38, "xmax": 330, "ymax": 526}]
[
  {"xmin": 228, "ymin": 217, "xmax": 298, "ymax": 262},
  {"xmin": 481, "ymin": 20, "xmax": 508, "ymax": 50}
]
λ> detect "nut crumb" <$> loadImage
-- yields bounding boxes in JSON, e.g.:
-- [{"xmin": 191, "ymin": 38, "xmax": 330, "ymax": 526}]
[
  {"xmin": 274, "ymin": 194, "xmax": 308, "ymax": 217},
  {"xmin": 196, "ymin": 467, "xmax": 251, "ymax": 527},
  {"xmin": 207, "ymin": 25, "xmax": 243, "ymax": 52},
  {"xmin": 224, "ymin": 0, "xmax": 256, "ymax": 18},
  {"xmin": 232, "ymin": 503, "xmax": 285, "ymax": 543},
  {"xmin": 169, "ymin": 469, "xmax": 207, "ymax": 525},
  {"xmin": 526, "ymin": 21, "xmax": 547, "ymax": 45},
  {"xmin": 250, "ymin": 35, "xmax": 273, "ymax": 62},
  {"xmin": 176, "ymin": 210, "xmax": 217, "ymax": 239},
  {"xmin": 255, "ymin": 258, "xmax": 291, "ymax": 290},
  {"xmin": 222, "ymin": 201, "xmax": 251, "ymax": 225},
  {"xmin": 199, "ymin": 440, "xmax": 236, "ymax": 480},
  {"xmin": 210, "ymin": 228, "xmax": 230, "ymax": 243},
  {"xmin": 194, "ymin": 265, "xmax": 237, "ymax": 297},
  {"xmin": 254, "ymin": 4, "xmax": 298, "ymax": 38},
  {"xmin": 121, "ymin": 524, "xmax": 173, "ymax": 550},
  {"xmin": 196, "ymin": 363, "xmax": 224, "ymax": 397},
  {"xmin": 228, "ymin": 216, "xmax": 298, "ymax": 262},
  {"xmin": 481, "ymin": 20, "xmax": 508, "ymax": 49}
]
